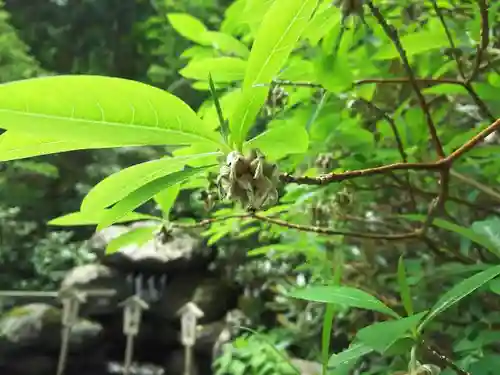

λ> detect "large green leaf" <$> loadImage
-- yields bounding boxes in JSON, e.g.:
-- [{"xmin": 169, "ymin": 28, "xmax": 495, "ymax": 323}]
[
  {"xmin": 179, "ymin": 57, "xmax": 247, "ymax": 83},
  {"xmin": 203, "ymin": 31, "xmax": 250, "ymax": 58},
  {"xmin": 48, "ymin": 210, "xmax": 158, "ymax": 226},
  {"xmin": 168, "ymin": 13, "xmax": 249, "ymax": 58},
  {"xmin": 229, "ymin": 0, "xmax": 318, "ymax": 149},
  {"xmin": 97, "ymin": 166, "xmax": 212, "ymax": 230},
  {"xmin": 0, "ymin": 75, "xmax": 226, "ymax": 153},
  {"xmin": 81, "ymin": 153, "xmax": 221, "ymax": 213},
  {"xmin": 403, "ymin": 215, "xmax": 500, "ymax": 257},
  {"xmin": 154, "ymin": 184, "xmax": 181, "ymax": 219},
  {"xmin": 243, "ymin": 123, "xmax": 309, "ymax": 160},
  {"xmin": 288, "ymin": 285, "xmax": 400, "ymax": 318},
  {"xmin": 356, "ymin": 312, "xmax": 426, "ymax": 353},
  {"xmin": 167, "ymin": 13, "xmax": 208, "ymax": 44},
  {"xmin": 0, "ymin": 131, "xmax": 121, "ymax": 161},
  {"xmin": 106, "ymin": 225, "xmax": 160, "ymax": 254},
  {"xmin": 373, "ymin": 19, "xmax": 451, "ymax": 60},
  {"xmin": 418, "ymin": 264, "xmax": 500, "ymax": 332},
  {"xmin": 327, "ymin": 343, "xmax": 373, "ymax": 368}
]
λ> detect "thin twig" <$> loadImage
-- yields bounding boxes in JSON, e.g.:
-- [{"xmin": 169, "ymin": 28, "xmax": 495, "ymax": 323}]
[
  {"xmin": 365, "ymin": 0, "xmax": 445, "ymax": 158},
  {"xmin": 424, "ymin": 343, "xmax": 470, "ymax": 375}
]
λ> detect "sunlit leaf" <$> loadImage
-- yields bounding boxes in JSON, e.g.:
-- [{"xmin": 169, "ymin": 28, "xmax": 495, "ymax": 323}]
[
  {"xmin": 97, "ymin": 165, "xmax": 212, "ymax": 230},
  {"xmin": 403, "ymin": 215, "xmax": 500, "ymax": 257},
  {"xmin": 356, "ymin": 312, "xmax": 426, "ymax": 353},
  {"xmin": 48, "ymin": 210, "xmax": 158, "ymax": 226},
  {"xmin": 180, "ymin": 57, "xmax": 247, "ymax": 83},
  {"xmin": 0, "ymin": 131, "xmax": 120, "ymax": 161},
  {"xmin": 229, "ymin": 0, "xmax": 318, "ymax": 149},
  {"xmin": 0, "ymin": 76, "xmax": 225, "ymax": 155},
  {"xmin": 167, "ymin": 13, "xmax": 208, "ymax": 44}
]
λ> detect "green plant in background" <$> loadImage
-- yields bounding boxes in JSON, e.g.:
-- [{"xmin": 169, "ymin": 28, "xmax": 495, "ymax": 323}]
[{"xmin": 1, "ymin": 0, "xmax": 500, "ymax": 374}]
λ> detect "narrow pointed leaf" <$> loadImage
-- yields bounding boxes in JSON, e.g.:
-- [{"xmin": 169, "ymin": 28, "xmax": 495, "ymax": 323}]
[
  {"xmin": 97, "ymin": 166, "xmax": 212, "ymax": 230},
  {"xmin": 81, "ymin": 153, "xmax": 221, "ymax": 212},
  {"xmin": 0, "ymin": 75, "xmax": 225, "ymax": 154},
  {"xmin": 180, "ymin": 57, "xmax": 247, "ymax": 83},
  {"xmin": 229, "ymin": 0, "xmax": 318, "ymax": 148},
  {"xmin": 418, "ymin": 264, "xmax": 500, "ymax": 332},
  {"xmin": 328, "ymin": 343, "xmax": 373, "ymax": 368},
  {"xmin": 48, "ymin": 210, "xmax": 158, "ymax": 226},
  {"xmin": 288, "ymin": 285, "xmax": 400, "ymax": 318},
  {"xmin": 403, "ymin": 214, "xmax": 500, "ymax": 256}
]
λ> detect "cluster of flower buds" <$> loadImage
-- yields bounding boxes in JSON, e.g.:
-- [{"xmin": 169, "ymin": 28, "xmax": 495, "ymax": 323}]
[
  {"xmin": 217, "ymin": 149, "xmax": 280, "ymax": 211},
  {"xmin": 333, "ymin": 0, "xmax": 365, "ymax": 19}
]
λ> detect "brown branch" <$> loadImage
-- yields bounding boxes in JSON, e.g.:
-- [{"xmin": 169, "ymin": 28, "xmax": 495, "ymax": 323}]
[{"xmin": 354, "ymin": 77, "xmax": 462, "ymax": 86}]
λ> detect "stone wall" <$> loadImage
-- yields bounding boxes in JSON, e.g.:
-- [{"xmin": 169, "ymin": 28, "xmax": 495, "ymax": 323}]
[{"xmin": 0, "ymin": 223, "xmax": 242, "ymax": 375}]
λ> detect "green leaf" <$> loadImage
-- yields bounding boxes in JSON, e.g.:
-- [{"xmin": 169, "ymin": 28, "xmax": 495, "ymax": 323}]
[
  {"xmin": 81, "ymin": 153, "xmax": 221, "ymax": 213},
  {"xmin": 356, "ymin": 312, "xmax": 426, "ymax": 353},
  {"xmin": 471, "ymin": 217, "xmax": 500, "ymax": 251},
  {"xmin": 243, "ymin": 123, "xmax": 309, "ymax": 160},
  {"xmin": 418, "ymin": 264, "xmax": 500, "ymax": 332},
  {"xmin": 0, "ymin": 76, "xmax": 225, "ymax": 154},
  {"xmin": 327, "ymin": 343, "xmax": 373, "ymax": 368},
  {"xmin": 229, "ymin": 0, "xmax": 318, "ymax": 149},
  {"xmin": 106, "ymin": 225, "xmax": 159, "ymax": 254},
  {"xmin": 288, "ymin": 285, "xmax": 400, "ymax": 318},
  {"xmin": 154, "ymin": 184, "xmax": 180, "ymax": 219},
  {"xmin": 48, "ymin": 210, "xmax": 158, "ymax": 226},
  {"xmin": 489, "ymin": 278, "xmax": 500, "ymax": 295},
  {"xmin": 397, "ymin": 256, "xmax": 414, "ymax": 316},
  {"xmin": 0, "ymin": 131, "xmax": 121, "ymax": 161},
  {"xmin": 403, "ymin": 215, "xmax": 500, "ymax": 257},
  {"xmin": 180, "ymin": 57, "xmax": 247, "ymax": 83},
  {"xmin": 167, "ymin": 13, "xmax": 208, "ymax": 44},
  {"xmin": 97, "ymin": 165, "xmax": 212, "ymax": 230}
]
